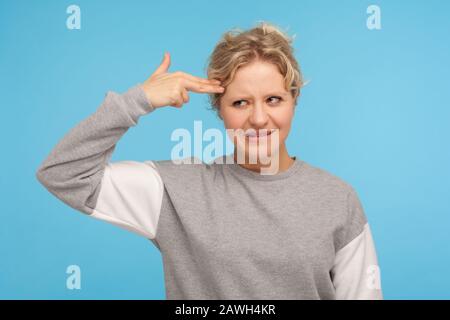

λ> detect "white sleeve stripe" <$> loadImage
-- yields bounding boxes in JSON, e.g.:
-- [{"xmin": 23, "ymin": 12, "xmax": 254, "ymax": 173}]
[
  {"xmin": 331, "ymin": 223, "xmax": 383, "ymax": 300},
  {"xmin": 91, "ymin": 208, "xmax": 156, "ymax": 239},
  {"xmin": 91, "ymin": 160, "xmax": 164, "ymax": 239}
]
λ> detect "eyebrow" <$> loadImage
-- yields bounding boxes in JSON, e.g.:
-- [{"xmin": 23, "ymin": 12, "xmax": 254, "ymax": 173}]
[{"xmin": 228, "ymin": 92, "xmax": 289, "ymax": 100}]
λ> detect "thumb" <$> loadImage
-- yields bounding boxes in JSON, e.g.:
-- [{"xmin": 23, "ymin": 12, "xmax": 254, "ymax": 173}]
[{"xmin": 152, "ymin": 51, "xmax": 171, "ymax": 76}]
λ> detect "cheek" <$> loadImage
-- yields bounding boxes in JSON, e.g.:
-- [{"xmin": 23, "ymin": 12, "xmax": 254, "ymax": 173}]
[
  {"xmin": 220, "ymin": 108, "xmax": 246, "ymax": 129},
  {"xmin": 271, "ymin": 107, "xmax": 294, "ymax": 132}
]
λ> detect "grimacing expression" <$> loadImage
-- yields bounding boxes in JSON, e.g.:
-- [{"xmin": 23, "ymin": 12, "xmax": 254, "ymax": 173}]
[{"xmin": 219, "ymin": 59, "xmax": 296, "ymax": 159}]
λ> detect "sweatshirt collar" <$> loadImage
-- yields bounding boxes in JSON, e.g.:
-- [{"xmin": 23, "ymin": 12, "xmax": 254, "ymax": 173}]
[{"xmin": 215, "ymin": 154, "xmax": 303, "ymax": 181}]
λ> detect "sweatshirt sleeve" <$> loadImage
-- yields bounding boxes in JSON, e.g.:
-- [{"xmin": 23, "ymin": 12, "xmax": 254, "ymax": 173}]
[
  {"xmin": 35, "ymin": 84, "xmax": 164, "ymax": 240},
  {"xmin": 330, "ymin": 187, "xmax": 383, "ymax": 300}
]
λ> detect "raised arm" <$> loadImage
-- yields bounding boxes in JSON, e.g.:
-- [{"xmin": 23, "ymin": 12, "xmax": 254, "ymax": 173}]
[{"xmin": 36, "ymin": 52, "xmax": 225, "ymax": 239}]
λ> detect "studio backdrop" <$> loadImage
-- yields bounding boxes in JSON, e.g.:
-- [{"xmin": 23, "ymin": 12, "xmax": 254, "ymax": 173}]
[{"xmin": 1, "ymin": 0, "xmax": 449, "ymax": 299}]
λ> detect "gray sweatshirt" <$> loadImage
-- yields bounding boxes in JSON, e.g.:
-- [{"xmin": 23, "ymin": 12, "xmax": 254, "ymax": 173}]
[{"xmin": 35, "ymin": 84, "xmax": 383, "ymax": 300}]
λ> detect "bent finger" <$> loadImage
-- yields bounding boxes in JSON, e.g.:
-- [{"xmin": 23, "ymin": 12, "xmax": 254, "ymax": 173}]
[
  {"xmin": 183, "ymin": 78, "xmax": 225, "ymax": 94},
  {"xmin": 181, "ymin": 88, "xmax": 189, "ymax": 103}
]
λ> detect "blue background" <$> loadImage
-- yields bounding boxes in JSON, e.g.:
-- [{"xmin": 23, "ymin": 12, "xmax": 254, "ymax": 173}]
[{"xmin": 1, "ymin": 0, "xmax": 449, "ymax": 299}]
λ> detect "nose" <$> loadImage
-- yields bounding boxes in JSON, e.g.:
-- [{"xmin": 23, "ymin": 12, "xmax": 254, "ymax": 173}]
[{"xmin": 248, "ymin": 102, "xmax": 269, "ymax": 127}]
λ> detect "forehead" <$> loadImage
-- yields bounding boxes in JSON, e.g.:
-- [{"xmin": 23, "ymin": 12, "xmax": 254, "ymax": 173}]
[{"xmin": 226, "ymin": 60, "xmax": 287, "ymax": 94}]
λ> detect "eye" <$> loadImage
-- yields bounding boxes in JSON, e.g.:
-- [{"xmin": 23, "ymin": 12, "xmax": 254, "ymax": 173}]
[
  {"xmin": 232, "ymin": 100, "xmax": 247, "ymax": 108},
  {"xmin": 267, "ymin": 96, "xmax": 282, "ymax": 105},
  {"xmin": 232, "ymin": 96, "xmax": 283, "ymax": 108}
]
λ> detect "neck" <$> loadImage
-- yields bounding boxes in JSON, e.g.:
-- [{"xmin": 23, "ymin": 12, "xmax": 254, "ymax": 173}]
[{"xmin": 233, "ymin": 144, "xmax": 295, "ymax": 174}]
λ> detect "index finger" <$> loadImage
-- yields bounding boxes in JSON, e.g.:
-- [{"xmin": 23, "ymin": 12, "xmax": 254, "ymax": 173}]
[{"xmin": 178, "ymin": 71, "xmax": 221, "ymax": 85}]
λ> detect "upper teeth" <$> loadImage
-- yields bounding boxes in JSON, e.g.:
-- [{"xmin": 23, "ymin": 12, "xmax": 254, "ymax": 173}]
[{"xmin": 245, "ymin": 129, "xmax": 274, "ymax": 137}]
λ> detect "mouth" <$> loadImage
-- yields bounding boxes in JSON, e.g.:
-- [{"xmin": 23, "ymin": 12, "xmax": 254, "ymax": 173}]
[{"xmin": 244, "ymin": 129, "xmax": 276, "ymax": 139}]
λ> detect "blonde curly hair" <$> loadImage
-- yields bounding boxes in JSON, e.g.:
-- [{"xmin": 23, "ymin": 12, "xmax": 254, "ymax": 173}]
[{"xmin": 204, "ymin": 21, "xmax": 305, "ymax": 119}]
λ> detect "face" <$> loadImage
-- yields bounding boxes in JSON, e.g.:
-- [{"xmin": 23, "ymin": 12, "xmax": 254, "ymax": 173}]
[{"xmin": 219, "ymin": 59, "xmax": 296, "ymax": 164}]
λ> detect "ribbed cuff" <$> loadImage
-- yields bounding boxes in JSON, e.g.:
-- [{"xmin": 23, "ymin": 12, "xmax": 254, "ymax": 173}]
[{"xmin": 120, "ymin": 84, "xmax": 155, "ymax": 122}]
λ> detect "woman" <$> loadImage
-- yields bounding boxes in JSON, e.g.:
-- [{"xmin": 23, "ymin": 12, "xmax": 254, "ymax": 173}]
[{"xmin": 36, "ymin": 22, "xmax": 383, "ymax": 300}]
